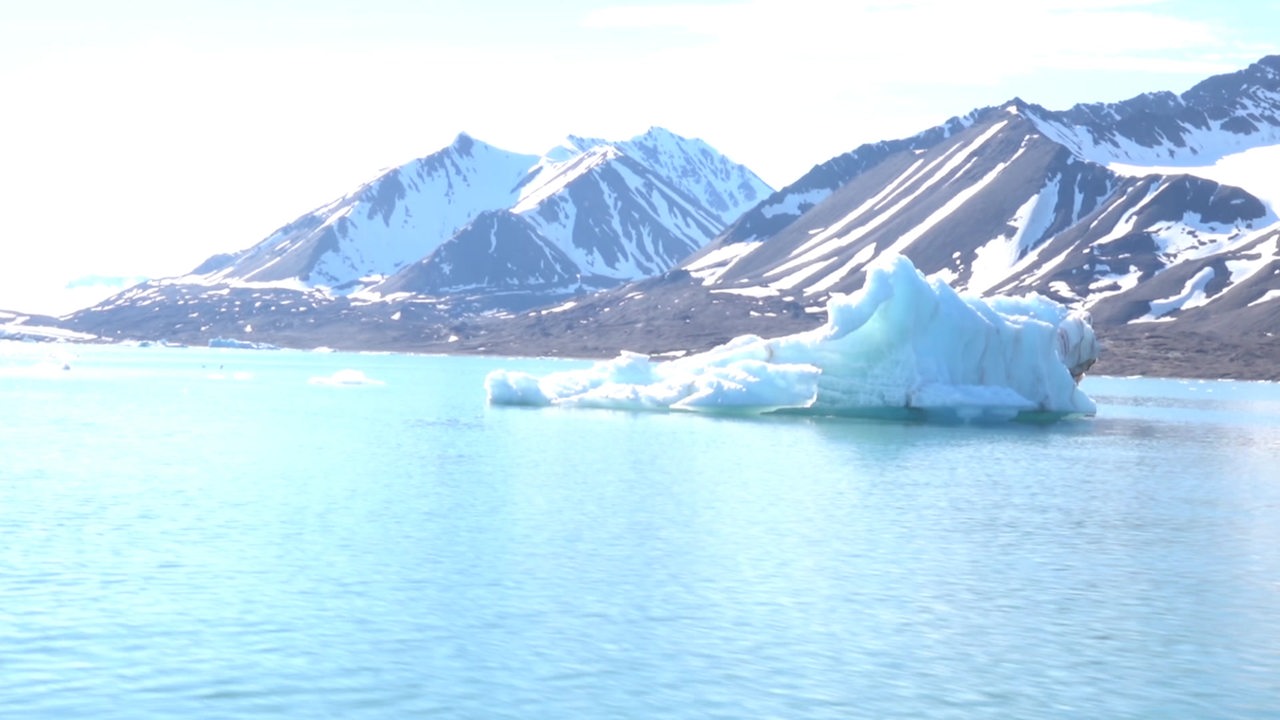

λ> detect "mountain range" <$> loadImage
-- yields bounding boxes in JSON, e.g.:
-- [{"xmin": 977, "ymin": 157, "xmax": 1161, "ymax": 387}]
[{"xmin": 62, "ymin": 56, "xmax": 1280, "ymax": 379}]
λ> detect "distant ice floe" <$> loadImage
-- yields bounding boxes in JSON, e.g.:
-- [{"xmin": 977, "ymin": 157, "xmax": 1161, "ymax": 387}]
[
  {"xmin": 209, "ymin": 337, "xmax": 279, "ymax": 350},
  {"xmin": 0, "ymin": 345, "xmax": 78, "ymax": 377},
  {"xmin": 208, "ymin": 371, "xmax": 254, "ymax": 381},
  {"xmin": 309, "ymin": 369, "xmax": 385, "ymax": 387},
  {"xmin": 486, "ymin": 255, "xmax": 1098, "ymax": 421}
]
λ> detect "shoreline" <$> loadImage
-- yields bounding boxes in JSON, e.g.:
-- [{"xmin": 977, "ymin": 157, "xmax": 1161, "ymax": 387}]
[{"xmin": 7, "ymin": 331, "xmax": 1276, "ymax": 384}]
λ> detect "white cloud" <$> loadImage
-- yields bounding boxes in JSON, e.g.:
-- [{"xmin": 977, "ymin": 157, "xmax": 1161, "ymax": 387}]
[
  {"xmin": 570, "ymin": 0, "xmax": 1264, "ymax": 184},
  {"xmin": 582, "ymin": 0, "xmax": 1235, "ymax": 84}
]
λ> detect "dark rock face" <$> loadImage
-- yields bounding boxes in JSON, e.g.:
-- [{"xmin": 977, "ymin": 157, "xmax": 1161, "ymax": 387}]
[{"xmin": 376, "ymin": 211, "xmax": 582, "ymax": 295}]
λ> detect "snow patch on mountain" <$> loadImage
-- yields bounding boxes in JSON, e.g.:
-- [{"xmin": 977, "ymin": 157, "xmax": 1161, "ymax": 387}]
[
  {"xmin": 968, "ymin": 176, "xmax": 1062, "ymax": 294},
  {"xmin": 1226, "ymin": 234, "xmax": 1280, "ymax": 290},
  {"xmin": 1248, "ymin": 289, "xmax": 1280, "ymax": 307},
  {"xmin": 1137, "ymin": 266, "xmax": 1217, "ymax": 322},
  {"xmin": 1109, "ymin": 145, "xmax": 1280, "ymax": 212},
  {"xmin": 760, "ymin": 188, "xmax": 831, "ymax": 219}
]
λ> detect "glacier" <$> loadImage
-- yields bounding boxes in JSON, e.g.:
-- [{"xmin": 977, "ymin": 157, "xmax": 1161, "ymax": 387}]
[{"xmin": 485, "ymin": 255, "xmax": 1099, "ymax": 421}]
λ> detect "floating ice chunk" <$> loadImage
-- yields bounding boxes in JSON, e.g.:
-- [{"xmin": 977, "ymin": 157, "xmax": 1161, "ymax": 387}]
[
  {"xmin": 209, "ymin": 337, "xmax": 278, "ymax": 350},
  {"xmin": 208, "ymin": 371, "xmax": 254, "ymax": 381},
  {"xmin": 485, "ymin": 254, "xmax": 1098, "ymax": 419},
  {"xmin": 309, "ymin": 369, "xmax": 384, "ymax": 386}
]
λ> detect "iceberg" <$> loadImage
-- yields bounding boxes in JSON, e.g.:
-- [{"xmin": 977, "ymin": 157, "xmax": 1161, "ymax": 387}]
[
  {"xmin": 485, "ymin": 255, "xmax": 1099, "ymax": 421},
  {"xmin": 209, "ymin": 337, "xmax": 279, "ymax": 350}
]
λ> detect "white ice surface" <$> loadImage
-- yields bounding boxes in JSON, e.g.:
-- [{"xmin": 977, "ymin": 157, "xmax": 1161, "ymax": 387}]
[
  {"xmin": 486, "ymin": 255, "xmax": 1098, "ymax": 420},
  {"xmin": 1109, "ymin": 145, "xmax": 1280, "ymax": 212}
]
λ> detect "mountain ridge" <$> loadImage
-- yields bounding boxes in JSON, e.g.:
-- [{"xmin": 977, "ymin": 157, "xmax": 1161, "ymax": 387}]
[{"xmin": 181, "ymin": 127, "xmax": 771, "ymax": 299}]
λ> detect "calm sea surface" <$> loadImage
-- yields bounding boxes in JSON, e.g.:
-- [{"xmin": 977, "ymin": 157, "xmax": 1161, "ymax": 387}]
[{"xmin": 2, "ymin": 344, "xmax": 1279, "ymax": 719}]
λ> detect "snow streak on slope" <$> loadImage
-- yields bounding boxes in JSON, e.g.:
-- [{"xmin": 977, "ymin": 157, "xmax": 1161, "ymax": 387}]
[
  {"xmin": 967, "ymin": 176, "xmax": 1062, "ymax": 294},
  {"xmin": 513, "ymin": 146, "xmax": 622, "ymax": 214},
  {"xmin": 878, "ymin": 139, "xmax": 1029, "ymax": 260},
  {"xmin": 685, "ymin": 242, "xmax": 764, "ymax": 285},
  {"xmin": 1137, "ymin": 266, "xmax": 1217, "ymax": 322},
  {"xmin": 518, "ymin": 156, "xmax": 723, "ymax": 284},
  {"xmin": 715, "ymin": 112, "xmax": 984, "ymax": 247},
  {"xmin": 1225, "ymin": 234, "xmax": 1280, "ymax": 291},
  {"xmin": 1249, "ymin": 289, "xmax": 1280, "ymax": 307},
  {"xmin": 776, "ymin": 122, "xmax": 1010, "ymax": 276}
]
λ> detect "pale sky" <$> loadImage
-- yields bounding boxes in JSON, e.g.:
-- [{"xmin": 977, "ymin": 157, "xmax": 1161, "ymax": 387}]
[{"xmin": 3, "ymin": 0, "xmax": 1278, "ymax": 314}]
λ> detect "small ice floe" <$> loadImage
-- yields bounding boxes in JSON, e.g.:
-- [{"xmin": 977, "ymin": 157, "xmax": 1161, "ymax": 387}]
[
  {"xmin": 50, "ymin": 349, "xmax": 76, "ymax": 372},
  {"xmin": 308, "ymin": 369, "xmax": 385, "ymax": 386},
  {"xmin": 207, "ymin": 370, "xmax": 254, "ymax": 381}
]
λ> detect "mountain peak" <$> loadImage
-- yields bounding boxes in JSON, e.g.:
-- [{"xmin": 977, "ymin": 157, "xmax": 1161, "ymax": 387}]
[
  {"xmin": 451, "ymin": 132, "xmax": 476, "ymax": 155},
  {"xmin": 1002, "ymin": 98, "xmax": 1033, "ymax": 115},
  {"xmin": 640, "ymin": 126, "xmax": 679, "ymax": 140}
]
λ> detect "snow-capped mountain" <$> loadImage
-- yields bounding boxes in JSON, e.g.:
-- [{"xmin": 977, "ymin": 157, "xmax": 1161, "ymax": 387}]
[
  {"xmin": 678, "ymin": 56, "xmax": 1280, "ymax": 348},
  {"xmin": 62, "ymin": 56, "xmax": 1280, "ymax": 378},
  {"xmin": 183, "ymin": 128, "xmax": 769, "ymax": 298}
]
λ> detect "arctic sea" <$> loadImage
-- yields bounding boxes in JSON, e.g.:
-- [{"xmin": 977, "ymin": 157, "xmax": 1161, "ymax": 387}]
[{"xmin": 2, "ymin": 343, "xmax": 1279, "ymax": 719}]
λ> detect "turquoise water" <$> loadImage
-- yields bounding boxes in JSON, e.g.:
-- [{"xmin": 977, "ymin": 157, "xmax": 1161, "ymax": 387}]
[{"xmin": 2, "ymin": 344, "xmax": 1279, "ymax": 718}]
